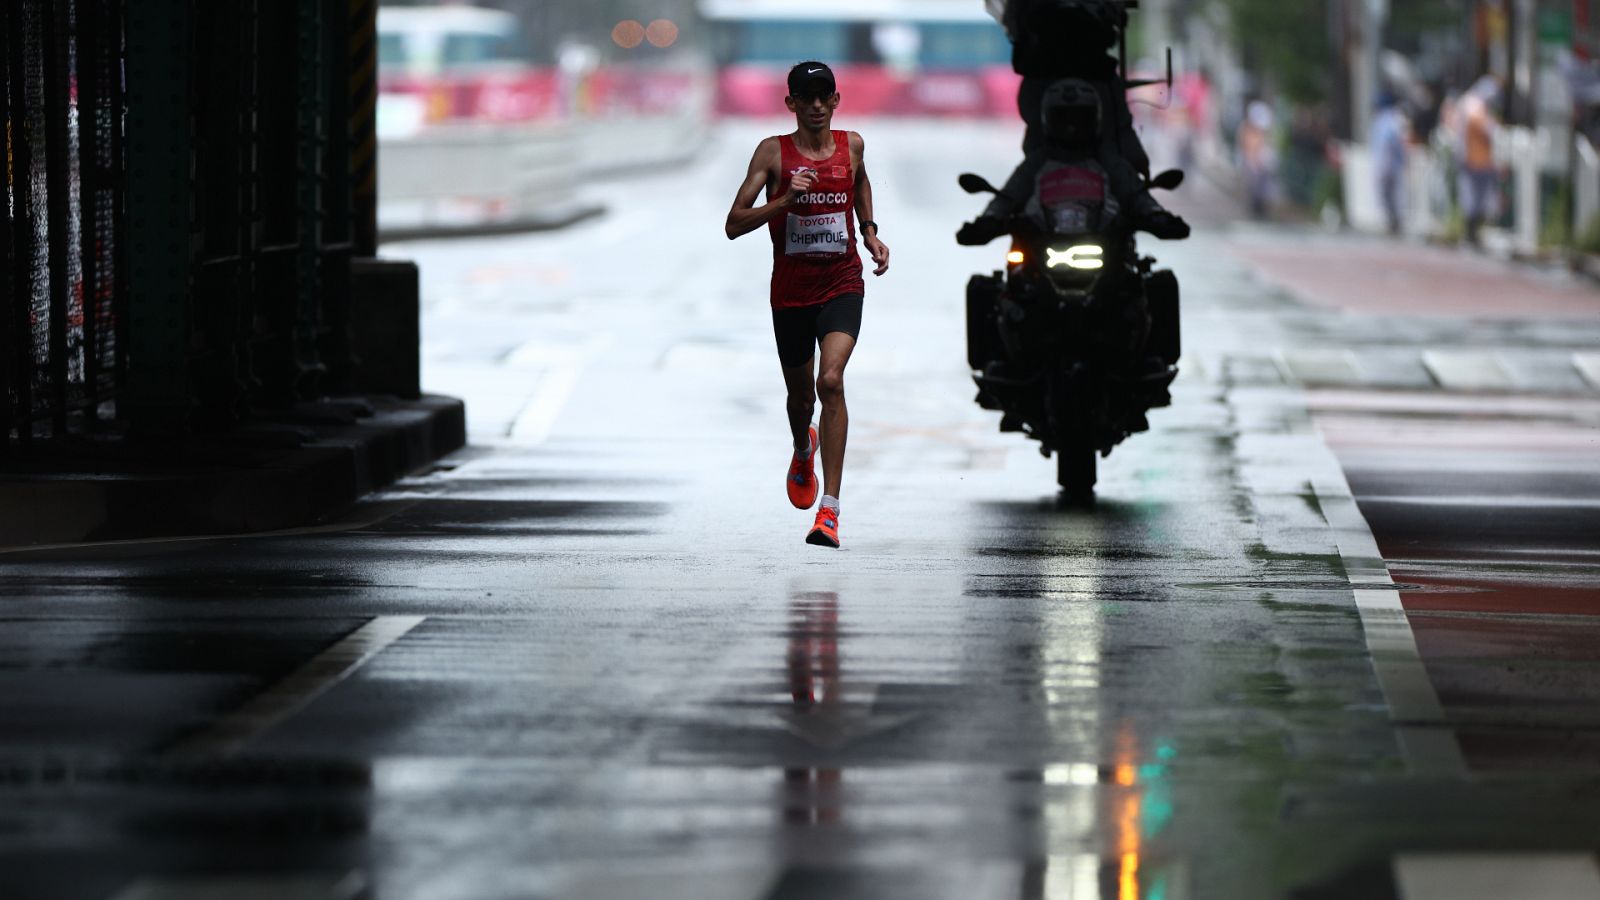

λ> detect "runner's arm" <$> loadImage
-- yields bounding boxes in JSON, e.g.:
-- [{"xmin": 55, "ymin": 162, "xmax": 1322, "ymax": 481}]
[
  {"xmin": 726, "ymin": 139, "xmax": 805, "ymax": 240},
  {"xmin": 852, "ymin": 133, "xmax": 890, "ymax": 276}
]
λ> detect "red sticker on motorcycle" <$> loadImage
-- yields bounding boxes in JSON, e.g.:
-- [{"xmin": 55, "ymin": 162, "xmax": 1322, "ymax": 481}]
[{"xmin": 1039, "ymin": 167, "xmax": 1106, "ymax": 205}]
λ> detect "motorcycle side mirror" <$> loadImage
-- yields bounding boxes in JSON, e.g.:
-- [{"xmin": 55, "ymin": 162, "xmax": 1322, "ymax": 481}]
[
  {"xmin": 1150, "ymin": 169, "xmax": 1185, "ymax": 191},
  {"xmin": 959, "ymin": 173, "xmax": 1000, "ymax": 195}
]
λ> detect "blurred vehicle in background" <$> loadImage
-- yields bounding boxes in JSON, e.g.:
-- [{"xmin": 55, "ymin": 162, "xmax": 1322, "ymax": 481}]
[
  {"xmin": 702, "ymin": 0, "xmax": 1019, "ymax": 117},
  {"xmin": 378, "ymin": 5, "xmax": 558, "ymax": 137}
]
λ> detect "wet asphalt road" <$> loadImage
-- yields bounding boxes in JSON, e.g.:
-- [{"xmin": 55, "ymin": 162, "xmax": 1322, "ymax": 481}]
[{"xmin": 4, "ymin": 120, "xmax": 1600, "ymax": 900}]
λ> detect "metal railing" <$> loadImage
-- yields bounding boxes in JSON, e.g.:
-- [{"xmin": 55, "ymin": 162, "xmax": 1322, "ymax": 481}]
[
  {"xmin": 2, "ymin": 0, "xmax": 127, "ymax": 452},
  {"xmin": 5, "ymin": 0, "xmax": 381, "ymax": 451}
]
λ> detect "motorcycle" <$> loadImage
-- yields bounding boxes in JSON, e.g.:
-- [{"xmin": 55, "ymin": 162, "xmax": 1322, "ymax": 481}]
[{"xmin": 959, "ymin": 168, "xmax": 1184, "ymax": 503}]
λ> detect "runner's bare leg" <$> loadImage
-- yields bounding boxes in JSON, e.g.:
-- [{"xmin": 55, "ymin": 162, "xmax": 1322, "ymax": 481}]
[
  {"xmin": 781, "ymin": 356, "xmax": 817, "ymax": 454},
  {"xmin": 815, "ymin": 331, "xmax": 857, "ymax": 499}
]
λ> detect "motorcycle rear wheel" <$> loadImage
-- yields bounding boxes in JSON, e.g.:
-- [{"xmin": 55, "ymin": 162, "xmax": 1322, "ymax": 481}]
[{"xmin": 1056, "ymin": 439, "xmax": 1097, "ymax": 506}]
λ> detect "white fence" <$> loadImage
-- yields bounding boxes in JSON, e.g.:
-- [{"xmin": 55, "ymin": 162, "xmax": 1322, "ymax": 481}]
[
  {"xmin": 1342, "ymin": 127, "xmax": 1600, "ymax": 256},
  {"xmin": 1578, "ymin": 137, "xmax": 1600, "ymax": 242}
]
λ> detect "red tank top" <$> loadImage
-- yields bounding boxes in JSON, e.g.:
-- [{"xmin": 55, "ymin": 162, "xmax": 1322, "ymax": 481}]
[{"xmin": 768, "ymin": 131, "xmax": 865, "ymax": 309}]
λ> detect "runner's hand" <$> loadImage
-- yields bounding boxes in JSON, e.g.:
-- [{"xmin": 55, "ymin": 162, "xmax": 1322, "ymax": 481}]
[
  {"xmin": 865, "ymin": 234, "xmax": 890, "ymax": 276},
  {"xmin": 784, "ymin": 170, "xmax": 817, "ymax": 205}
]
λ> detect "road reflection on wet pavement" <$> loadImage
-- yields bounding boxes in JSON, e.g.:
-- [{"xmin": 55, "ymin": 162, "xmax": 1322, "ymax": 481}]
[{"xmin": 4, "ymin": 121, "xmax": 1600, "ymax": 899}]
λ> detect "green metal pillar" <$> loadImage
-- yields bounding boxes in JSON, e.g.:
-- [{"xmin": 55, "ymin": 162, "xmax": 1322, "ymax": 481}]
[
  {"xmin": 350, "ymin": 0, "xmax": 379, "ymax": 257},
  {"xmin": 294, "ymin": 0, "xmax": 326, "ymax": 398},
  {"xmin": 124, "ymin": 0, "xmax": 194, "ymax": 429}
]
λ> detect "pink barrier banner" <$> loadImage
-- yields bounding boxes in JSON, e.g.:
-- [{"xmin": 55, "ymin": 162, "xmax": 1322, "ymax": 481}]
[{"xmin": 717, "ymin": 65, "xmax": 1020, "ymax": 118}]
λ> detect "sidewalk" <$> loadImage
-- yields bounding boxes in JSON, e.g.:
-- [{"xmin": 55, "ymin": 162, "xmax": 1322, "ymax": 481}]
[
  {"xmin": 0, "ymin": 395, "xmax": 465, "ymax": 548},
  {"xmin": 1224, "ymin": 229, "xmax": 1600, "ymax": 318}
]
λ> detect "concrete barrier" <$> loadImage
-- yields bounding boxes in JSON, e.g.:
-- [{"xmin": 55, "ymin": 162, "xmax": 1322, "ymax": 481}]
[
  {"xmin": 378, "ymin": 103, "xmax": 711, "ymax": 239},
  {"xmin": 379, "ymin": 123, "xmax": 596, "ymax": 238}
]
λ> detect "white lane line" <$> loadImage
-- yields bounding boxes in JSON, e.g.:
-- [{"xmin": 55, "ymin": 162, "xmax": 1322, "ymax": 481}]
[
  {"xmin": 505, "ymin": 337, "xmax": 608, "ymax": 445},
  {"xmin": 1421, "ymin": 350, "xmax": 1514, "ymax": 391},
  {"xmin": 1395, "ymin": 853, "xmax": 1600, "ymax": 900},
  {"xmin": 110, "ymin": 871, "xmax": 366, "ymax": 900},
  {"xmin": 164, "ymin": 616, "xmax": 425, "ymax": 759},
  {"xmin": 508, "ymin": 360, "xmax": 582, "ymax": 443},
  {"xmin": 1575, "ymin": 353, "xmax": 1600, "ymax": 390},
  {"xmin": 1311, "ymin": 476, "xmax": 1467, "ymax": 778},
  {"xmin": 1277, "ymin": 349, "xmax": 1364, "ymax": 386},
  {"xmin": 559, "ymin": 865, "xmax": 781, "ymax": 900}
]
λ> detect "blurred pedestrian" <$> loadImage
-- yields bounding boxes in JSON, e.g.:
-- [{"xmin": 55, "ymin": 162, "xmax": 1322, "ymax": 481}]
[
  {"xmin": 1457, "ymin": 76, "xmax": 1501, "ymax": 246},
  {"xmin": 1372, "ymin": 95, "xmax": 1412, "ymax": 235},
  {"xmin": 1175, "ymin": 68, "xmax": 1214, "ymax": 171},
  {"xmin": 1237, "ymin": 100, "xmax": 1277, "ymax": 218},
  {"xmin": 1428, "ymin": 92, "xmax": 1461, "ymax": 228}
]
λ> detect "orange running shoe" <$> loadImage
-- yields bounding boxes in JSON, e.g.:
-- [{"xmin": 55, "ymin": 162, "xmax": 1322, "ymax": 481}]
[
  {"xmin": 787, "ymin": 425, "xmax": 819, "ymax": 509},
  {"xmin": 806, "ymin": 505, "xmax": 840, "ymax": 548}
]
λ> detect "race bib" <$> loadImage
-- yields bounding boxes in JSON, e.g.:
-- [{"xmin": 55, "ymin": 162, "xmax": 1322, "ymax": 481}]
[{"xmin": 786, "ymin": 211, "xmax": 849, "ymax": 256}]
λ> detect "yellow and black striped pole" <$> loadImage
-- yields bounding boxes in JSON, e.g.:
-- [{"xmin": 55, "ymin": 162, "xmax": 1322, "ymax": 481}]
[{"xmin": 350, "ymin": 0, "xmax": 378, "ymax": 256}]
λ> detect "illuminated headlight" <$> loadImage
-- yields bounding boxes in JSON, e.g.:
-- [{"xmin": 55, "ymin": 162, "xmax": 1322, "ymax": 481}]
[{"xmin": 1046, "ymin": 245, "xmax": 1104, "ymax": 270}]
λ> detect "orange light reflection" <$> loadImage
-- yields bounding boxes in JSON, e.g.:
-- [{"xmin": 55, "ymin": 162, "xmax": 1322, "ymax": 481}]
[{"xmin": 1114, "ymin": 723, "xmax": 1142, "ymax": 899}]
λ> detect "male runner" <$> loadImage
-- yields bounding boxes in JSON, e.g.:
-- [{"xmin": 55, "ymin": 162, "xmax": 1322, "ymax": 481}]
[{"xmin": 724, "ymin": 61, "xmax": 890, "ymax": 549}]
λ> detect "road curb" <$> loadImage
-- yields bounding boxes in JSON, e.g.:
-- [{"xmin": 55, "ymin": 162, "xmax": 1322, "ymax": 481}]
[{"xmin": 0, "ymin": 395, "xmax": 466, "ymax": 548}]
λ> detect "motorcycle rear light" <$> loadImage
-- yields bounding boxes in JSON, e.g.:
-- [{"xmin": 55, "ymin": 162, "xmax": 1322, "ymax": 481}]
[{"xmin": 1006, "ymin": 250, "xmax": 1026, "ymax": 265}]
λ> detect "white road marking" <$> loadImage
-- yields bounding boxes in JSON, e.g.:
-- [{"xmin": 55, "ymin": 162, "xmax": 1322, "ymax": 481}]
[
  {"xmin": 505, "ymin": 338, "xmax": 607, "ymax": 444},
  {"xmin": 1311, "ymin": 476, "xmax": 1467, "ymax": 778},
  {"xmin": 1575, "ymin": 353, "xmax": 1600, "ymax": 390},
  {"xmin": 110, "ymin": 871, "xmax": 366, "ymax": 900},
  {"xmin": 1421, "ymin": 350, "xmax": 1514, "ymax": 391},
  {"xmin": 164, "ymin": 616, "xmax": 425, "ymax": 759},
  {"xmin": 559, "ymin": 865, "xmax": 781, "ymax": 900},
  {"xmin": 1394, "ymin": 853, "xmax": 1600, "ymax": 900},
  {"xmin": 956, "ymin": 862, "xmax": 1032, "ymax": 900},
  {"xmin": 1277, "ymin": 349, "xmax": 1364, "ymax": 386},
  {"xmin": 1358, "ymin": 495, "xmax": 1600, "ymax": 509},
  {"xmin": 508, "ymin": 360, "xmax": 582, "ymax": 443}
]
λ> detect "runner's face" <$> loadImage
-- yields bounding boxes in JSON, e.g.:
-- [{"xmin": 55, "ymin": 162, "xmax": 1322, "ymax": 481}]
[{"xmin": 786, "ymin": 92, "xmax": 839, "ymax": 133}]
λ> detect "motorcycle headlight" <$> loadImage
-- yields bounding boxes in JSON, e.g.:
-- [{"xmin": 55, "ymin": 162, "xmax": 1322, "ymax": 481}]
[{"xmin": 1046, "ymin": 244, "xmax": 1104, "ymax": 271}]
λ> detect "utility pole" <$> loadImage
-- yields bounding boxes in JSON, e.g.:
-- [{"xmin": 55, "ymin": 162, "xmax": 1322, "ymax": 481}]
[
  {"xmin": 1144, "ymin": 0, "xmax": 1172, "ymax": 65},
  {"xmin": 1512, "ymin": 0, "xmax": 1536, "ymax": 124},
  {"xmin": 1350, "ymin": 0, "xmax": 1388, "ymax": 143}
]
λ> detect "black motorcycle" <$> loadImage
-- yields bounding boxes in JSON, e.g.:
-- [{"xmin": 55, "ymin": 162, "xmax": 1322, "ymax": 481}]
[{"xmin": 959, "ymin": 169, "xmax": 1184, "ymax": 503}]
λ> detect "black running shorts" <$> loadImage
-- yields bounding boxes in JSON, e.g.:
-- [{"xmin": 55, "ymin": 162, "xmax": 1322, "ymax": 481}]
[{"xmin": 771, "ymin": 293, "xmax": 864, "ymax": 369}]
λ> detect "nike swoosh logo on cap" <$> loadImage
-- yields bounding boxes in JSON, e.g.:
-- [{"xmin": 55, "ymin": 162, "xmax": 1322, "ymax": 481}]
[{"xmin": 808, "ymin": 68, "xmax": 823, "ymax": 74}]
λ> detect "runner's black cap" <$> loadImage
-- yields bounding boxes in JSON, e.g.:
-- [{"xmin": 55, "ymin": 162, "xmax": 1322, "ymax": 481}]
[{"xmin": 788, "ymin": 61, "xmax": 837, "ymax": 99}]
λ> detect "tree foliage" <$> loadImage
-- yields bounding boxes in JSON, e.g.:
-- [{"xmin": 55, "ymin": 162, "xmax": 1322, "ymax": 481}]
[{"xmin": 1219, "ymin": 0, "xmax": 1332, "ymax": 104}]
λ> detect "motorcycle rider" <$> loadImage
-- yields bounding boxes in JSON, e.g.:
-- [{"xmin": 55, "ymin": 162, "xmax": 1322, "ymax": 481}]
[
  {"xmin": 962, "ymin": 0, "xmax": 1189, "ymax": 245},
  {"xmin": 977, "ymin": 78, "xmax": 1164, "ymax": 411},
  {"xmin": 1015, "ymin": 80, "xmax": 1122, "ymax": 236}
]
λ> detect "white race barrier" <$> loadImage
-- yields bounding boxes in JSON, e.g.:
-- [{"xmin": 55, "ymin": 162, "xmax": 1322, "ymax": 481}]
[
  {"xmin": 378, "ymin": 108, "xmax": 711, "ymax": 237},
  {"xmin": 378, "ymin": 123, "xmax": 585, "ymax": 235}
]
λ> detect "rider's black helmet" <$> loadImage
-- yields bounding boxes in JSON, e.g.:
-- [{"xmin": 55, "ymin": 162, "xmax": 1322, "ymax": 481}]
[{"xmin": 1041, "ymin": 79, "xmax": 1102, "ymax": 149}]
